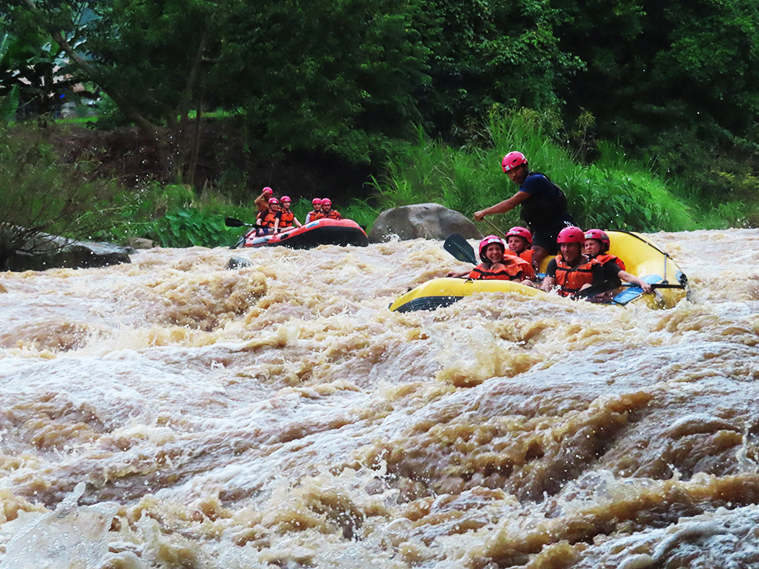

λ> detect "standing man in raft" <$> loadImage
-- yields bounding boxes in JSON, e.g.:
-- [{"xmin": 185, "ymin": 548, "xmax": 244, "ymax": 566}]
[{"xmin": 474, "ymin": 151, "xmax": 575, "ymax": 267}]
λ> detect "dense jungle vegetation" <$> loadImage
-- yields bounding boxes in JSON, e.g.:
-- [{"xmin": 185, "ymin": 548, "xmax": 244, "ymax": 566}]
[{"xmin": 2, "ymin": 0, "xmax": 759, "ymax": 248}]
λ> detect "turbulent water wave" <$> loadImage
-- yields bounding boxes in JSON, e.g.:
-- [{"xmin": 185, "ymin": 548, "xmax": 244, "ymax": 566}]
[{"xmin": 0, "ymin": 230, "xmax": 757, "ymax": 568}]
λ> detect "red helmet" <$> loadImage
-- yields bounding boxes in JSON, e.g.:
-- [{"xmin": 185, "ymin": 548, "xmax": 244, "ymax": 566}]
[
  {"xmin": 584, "ymin": 229, "xmax": 610, "ymax": 251},
  {"xmin": 501, "ymin": 151, "xmax": 528, "ymax": 173},
  {"xmin": 479, "ymin": 235, "xmax": 506, "ymax": 261},
  {"xmin": 506, "ymin": 226, "xmax": 532, "ymax": 246},
  {"xmin": 321, "ymin": 198, "xmax": 332, "ymax": 206},
  {"xmin": 281, "ymin": 196, "xmax": 291, "ymax": 203},
  {"xmin": 557, "ymin": 226, "xmax": 585, "ymax": 245},
  {"xmin": 268, "ymin": 198, "xmax": 279, "ymax": 205},
  {"xmin": 263, "ymin": 187, "xmax": 273, "ymax": 195},
  {"xmin": 312, "ymin": 198, "xmax": 322, "ymax": 206}
]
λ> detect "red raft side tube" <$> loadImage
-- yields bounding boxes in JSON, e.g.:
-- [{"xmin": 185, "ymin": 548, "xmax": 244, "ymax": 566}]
[{"xmin": 239, "ymin": 219, "xmax": 369, "ymax": 249}]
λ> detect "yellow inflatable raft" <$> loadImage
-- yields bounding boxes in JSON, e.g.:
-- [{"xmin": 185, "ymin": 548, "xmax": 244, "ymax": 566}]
[{"xmin": 390, "ymin": 230, "xmax": 688, "ymax": 312}]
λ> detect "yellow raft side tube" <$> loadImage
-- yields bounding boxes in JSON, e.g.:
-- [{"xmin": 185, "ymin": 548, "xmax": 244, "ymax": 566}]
[{"xmin": 389, "ymin": 230, "xmax": 687, "ymax": 313}]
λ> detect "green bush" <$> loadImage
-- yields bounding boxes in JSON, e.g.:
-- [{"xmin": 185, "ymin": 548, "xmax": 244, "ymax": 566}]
[{"xmin": 0, "ymin": 123, "xmax": 128, "ymax": 266}]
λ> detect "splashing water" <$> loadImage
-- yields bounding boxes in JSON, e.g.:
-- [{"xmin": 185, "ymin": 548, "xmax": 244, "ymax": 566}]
[{"xmin": 0, "ymin": 230, "xmax": 758, "ymax": 567}]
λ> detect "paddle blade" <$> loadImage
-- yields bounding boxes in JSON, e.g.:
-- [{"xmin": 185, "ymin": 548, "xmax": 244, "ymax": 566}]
[
  {"xmin": 225, "ymin": 217, "xmax": 245, "ymax": 228},
  {"xmin": 444, "ymin": 234, "xmax": 478, "ymax": 265}
]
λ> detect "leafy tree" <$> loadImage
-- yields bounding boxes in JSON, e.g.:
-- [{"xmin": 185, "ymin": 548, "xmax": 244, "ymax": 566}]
[
  {"xmin": 0, "ymin": 28, "xmax": 86, "ymax": 118},
  {"xmin": 555, "ymin": 0, "xmax": 759, "ymax": 178},
  {"xmin": 413, "ymin": 0, "xmax": 585, "ymax": 141},
  {"xmin": 9, "ymin": 0, "xmax": 219, "ymax": 180},
  {"xmin": 214, "ymin": 0, "xmax": 431, "ymax": 165}
]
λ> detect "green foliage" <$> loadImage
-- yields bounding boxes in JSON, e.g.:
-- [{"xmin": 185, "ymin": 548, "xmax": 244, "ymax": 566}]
[
  {"xmin": 556, "ymin": 0, "xmax": 759, "ymax": 180},
  {"xmin": 0, "ymin": 123, "xmax": 127, "ymax": 264},
  {"xmin": 83, "ymin": 0, "xmax": 218, "ymax": 124},
  {"xmin": 217, "ymin": 0, "xmax": 431, "ymax": 165},
  {"xmin": 414, "ymin": 0, "xmax": 584, "ymax": 139},
  {"xmin": 0, "ymin": 84, "xmax": 18, "ymax": 123},
  {"xmin": 8, "ymin": 0, "xmax": 759, "ymax": 221},
  {"xmin": 88, "ymin": 182, "xmax": 249, "ymax": 248},
  {"xmin": 143, "ymin": 208, "xmax": 239, "ymax": 248},
  {"xmin": 340, "ymin": 199, "xmax": 382, "ymax": 231}
]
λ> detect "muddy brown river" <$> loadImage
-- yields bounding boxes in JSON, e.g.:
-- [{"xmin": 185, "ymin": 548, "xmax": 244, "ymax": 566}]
[{"xmin": 0, "ymin": 229, "xmax": 758, "ymax": 568}]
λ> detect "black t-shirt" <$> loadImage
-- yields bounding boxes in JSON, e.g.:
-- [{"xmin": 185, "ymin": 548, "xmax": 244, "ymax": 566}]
[
  {"xmin": 519, "ymin": 173, "xmax": 571, "ymax": 229},
  {"xmin": 593, "ymin": 259, "xmax": 622, "ymax": 287}
]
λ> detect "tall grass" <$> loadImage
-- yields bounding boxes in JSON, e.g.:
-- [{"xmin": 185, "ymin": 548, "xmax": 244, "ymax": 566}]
[{"xmin": 371, "ymin": 110, "xmax": 712, "ymax": 233}]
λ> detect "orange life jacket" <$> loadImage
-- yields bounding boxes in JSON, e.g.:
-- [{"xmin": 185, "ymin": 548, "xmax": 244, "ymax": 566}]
[
  {"xmin": 306, "ymin": 210, "xmax": 319, "ymax": 223},
  {"xmin": 324, "ymin": 210, "xmax": 341, "ymax": 220},
  {"xmin": 518, "ymin": 249, "xmax": 534, "ymax": 266},
  {"xmin": 594, "ymin": 253, "xmax": 625, "ymax": 271},
  {"xmin": 554, "ymin": 255, "xmax": 598, "ymax": 296},
  {"xmin": 279, "ymin": 209, "xmax": 295, "ymax": 228},
  {"xmin": 468, "ymin": 255, "xmax": 534, "ymax": 281},
  {"xmin": 257, "ymin": 210, "xmax": 278, "ymax": 229}
]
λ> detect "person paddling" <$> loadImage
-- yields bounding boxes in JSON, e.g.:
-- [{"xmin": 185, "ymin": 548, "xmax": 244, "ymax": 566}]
[
  {"xmin": 277, "ymin": 196, "xmax": 302, "ymax": 233},
  {"xmin": 256, "ymin": 198, "xmax": 280, "ymax": 236},
  {"xmin": 254, "ymin": 186, "xmax": 274, "ymax": 213},
  {"xmin": 448, "ymin": 235, "xmax": 535, "ymax": 282},
  {"xmin": 474, "ymin": 152, "xmax": 575, "ymax": 268},
  {"xmin": 305, "ymin": 198, "xmax": 322, "ymax": 223}
]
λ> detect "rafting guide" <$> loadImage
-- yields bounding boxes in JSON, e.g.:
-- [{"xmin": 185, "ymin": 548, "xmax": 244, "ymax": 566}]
[{"xmin": 474, "ymin": 151, "xmax": 575, "ymax": 267}]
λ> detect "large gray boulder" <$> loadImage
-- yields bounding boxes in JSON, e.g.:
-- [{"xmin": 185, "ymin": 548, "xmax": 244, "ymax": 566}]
[
  {"xmin": 369, "ymin": 203, "xmax": 482, "ymax": 243},
  {"xmin": 3, "ymin": 233, "xmax": 131, "ymax": 272}
]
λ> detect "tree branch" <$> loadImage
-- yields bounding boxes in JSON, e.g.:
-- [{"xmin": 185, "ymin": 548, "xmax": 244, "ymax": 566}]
[{"xmin": 21, "ymin": 0, "xmax": 170, "ymax": 168}]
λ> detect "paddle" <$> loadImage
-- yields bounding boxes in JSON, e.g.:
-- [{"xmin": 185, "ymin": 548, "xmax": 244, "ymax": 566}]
[
  {"xmin": 481, "ymin": 218, "xmax": 507, "ymax": 238},
  {"xmin": 225, "ymin": 217, "xmax": 254, "ymax": 228},
  {"xmin": 576, "ymin": 280, "xmax": 686, "ymax": 298},
  {"xmin": 444, "ymin": 234, "xmax": 478, "ymax": 265}
]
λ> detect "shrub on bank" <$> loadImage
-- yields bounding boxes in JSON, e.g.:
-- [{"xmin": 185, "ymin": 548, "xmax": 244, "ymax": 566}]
[{"xmin": 0, "ymin": 125, "xmax": 128, "ymax": 268}]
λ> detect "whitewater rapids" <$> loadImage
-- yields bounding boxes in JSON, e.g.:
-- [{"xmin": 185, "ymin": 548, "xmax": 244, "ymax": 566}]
[{"xmin": 0, "ymin": 229, "xmax": 758, "ymax": 568}]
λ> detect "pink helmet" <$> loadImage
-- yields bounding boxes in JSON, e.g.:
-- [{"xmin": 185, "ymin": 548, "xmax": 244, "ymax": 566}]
[
  {"xmin": 268, "ymin": 197, "xmax": 279, "ymax": 205},
  {"xmin": 479, "ymin": 235, "xmax": 506, "ymax": 261},
  {"xmin": 321, "ymin": 198, "xmax": 332, "ymax": 206},
  {"xmin": 312, "ymin": 198, "xmax": 322, "ymax": 206},
  {"xmin": 501, "ymin": 151, "xmax": 528, "ymax": 173},
  {"xmin": 557, "ymin": 226, "xmax": 585, "ymax": 245},
  {"xmin": 281, "ymin": 196, "xmax": 291, "ymax": 203},
  {"xmin": 506, "ymin": 226, "xmax": 532, "ymax": 246},
  {"xmin": 584, "ymin": 229, "xmax": 610, "ymax": 251},
  {"xmin": 263, "ymin": 187, "xmax": 273, "ymax": 195}
]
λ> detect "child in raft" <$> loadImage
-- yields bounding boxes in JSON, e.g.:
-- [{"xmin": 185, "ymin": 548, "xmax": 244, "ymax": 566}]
[
  {"xmin": 447, "ymin": 235, "xmax": 536, "ymax": 282},
  {"xmin": 506, "ymin": 226, "xmax": 534, "ymax": 266},
  {"xmin": 305, "ymin": 198, "xmax": 322, "ymax": 223},
  {"xmin": 276, "ymin": 196, "xmax": 303, "ymax": 233},
  {"xmin": 256, "ymin": 197, "xmax": 280, "ymax": 236},
  {"xmin": 583, "ymin": 228, "xmax": 653, "ymax": 293},
  {"xmin": 316, "ymin": 198, "xmax": 342, "ymax": 220}
]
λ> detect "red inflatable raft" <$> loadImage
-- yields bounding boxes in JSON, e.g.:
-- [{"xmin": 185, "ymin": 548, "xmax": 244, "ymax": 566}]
[{"xmin": 235, "ymin": 219, "xmax": 369, "ymax": 249}]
